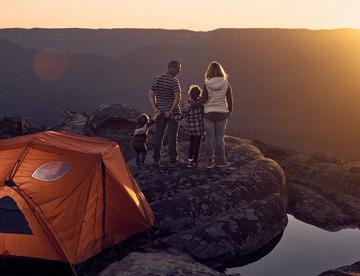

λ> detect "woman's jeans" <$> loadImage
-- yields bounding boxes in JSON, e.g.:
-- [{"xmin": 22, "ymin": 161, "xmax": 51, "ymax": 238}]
[{"xmin": 204, "ymin": 118, "xmax": 228, "ymax": 163}]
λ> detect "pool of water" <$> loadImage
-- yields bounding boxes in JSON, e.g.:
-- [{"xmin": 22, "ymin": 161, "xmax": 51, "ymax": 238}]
[{"xmin": 226, "ymin": 215, "xmax": 360, "ymax": 276}]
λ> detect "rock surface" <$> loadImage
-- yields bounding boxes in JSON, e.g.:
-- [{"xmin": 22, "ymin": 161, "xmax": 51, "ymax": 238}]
[
  {"xmin": 35, "ymin": 103, "xmax": 288, "ymax": 273},
  {"xmin": 50, "ymin": 110, "xmax": 88, "ymax": 134},
  {"xmin": 100, "ymin": 252, "xmax": 225, "ymax": 276},
  {"xmin": 319, "ymin": 261, "xmax": 360, "ymax": 276},
  {"xmin": 252, "ymin": 141, "xmax": 360, "ymax": 231},
  {"xmin": 49, "ymin": 104, "xmax": 288, "ymax": 273},
  {"xmin": 0, "ymin": 116, "xmax": 42, "ymax": 138},
  {"xmin": 49, "ymin": 103, "xmax": 141, "ymax": 160},
  {"xmin": 130, "ymin": 136, "xmax": 288, "ymax": 268},
  {"xmin": 3, "ymin": 104, "xmax": 360, "ymax": 275},
  {"xmin": 86, "ymin": 103, "xmax": 140, "ymax": 136}
]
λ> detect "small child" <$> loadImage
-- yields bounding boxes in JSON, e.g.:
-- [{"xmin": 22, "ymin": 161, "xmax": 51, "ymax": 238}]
[
  {"xmin": 132, "ymin": 113, "xmax": 159, "ymax": 167},
  {"xmin": 175, "ymin": 85, "xmax": 205, "ymax": 168}
]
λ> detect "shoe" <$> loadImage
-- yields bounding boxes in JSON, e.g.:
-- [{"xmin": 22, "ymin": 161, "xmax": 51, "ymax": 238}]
[
  {"xmin": 216, "ymin": 161, "xmax": 231, "ymax": 168},
  {"xmin": 187, "ymin": 159, "xmax": 194, "ymax": 168},
  {"xmin": 207, "ymin": 159, "xmax": 215, "ymax": 169}
]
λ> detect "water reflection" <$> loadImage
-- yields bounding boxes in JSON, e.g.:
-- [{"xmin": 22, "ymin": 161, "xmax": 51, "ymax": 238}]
[
  {"xmin": 227, "ymin": 215, "xmax": 360, "ymax": 276},
  {"xmin": 220, "ymin": 231, "xmax": 283, "ymax": 270}
]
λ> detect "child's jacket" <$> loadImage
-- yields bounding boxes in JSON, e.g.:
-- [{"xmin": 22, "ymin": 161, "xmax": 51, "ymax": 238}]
[{"xmin": 175, "ymin": 105, "xmax": 204, "ymax": 136}]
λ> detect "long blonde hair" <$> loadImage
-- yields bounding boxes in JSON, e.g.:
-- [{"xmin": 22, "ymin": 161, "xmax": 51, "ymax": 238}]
[{"xmin": 205, "ymin": 61, "xmax": 228, "ymax": 81}]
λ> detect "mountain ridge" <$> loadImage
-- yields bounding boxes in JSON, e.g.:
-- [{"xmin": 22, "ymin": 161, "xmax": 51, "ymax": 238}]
[{"xmin": 1, "ymin": 28, "xmax": 359, "ymax": 159}]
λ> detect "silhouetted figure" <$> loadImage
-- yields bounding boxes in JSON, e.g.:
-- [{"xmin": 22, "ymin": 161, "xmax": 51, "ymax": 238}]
[
  {"xmin": 132, "ymin": 113, "xmax": 159, "ymax": 167},
  {"xmin": 175, "ymin": 85, "xmax": 204, "ymax": 168},
  {"xmin": 149, "ymin": 60, "xmax": 182, "ymax": 165},
  {"xmin": 185, "ymin": 61, "xmax": 233, "ymax": 168}
]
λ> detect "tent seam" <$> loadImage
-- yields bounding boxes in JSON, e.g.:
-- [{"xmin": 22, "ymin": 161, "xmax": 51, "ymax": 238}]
[
  {"xmin": 12, "ymin": 186, "xmax": 77, "ymax": 275},
  {"xmin": 7, "ymin": 144, "xmax": 30, "ymax": 180},
  {"xmin": 73, "ymin": 162, "xmax": 98, "ymax": 262},
  {"xmin": 6, "ymin": 142, "xmax": 77, "ymax": 275}
]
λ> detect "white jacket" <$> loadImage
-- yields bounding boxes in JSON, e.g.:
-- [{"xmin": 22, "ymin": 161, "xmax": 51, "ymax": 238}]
[{"xmin": 204, "ymin": 77, "xmax": 229, "ymax": 113}]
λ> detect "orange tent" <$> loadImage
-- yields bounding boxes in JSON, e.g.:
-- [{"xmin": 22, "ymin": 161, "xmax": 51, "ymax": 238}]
[{"xmin": 0, "ymin": 131, "xmax": 153, "ymax": 268}]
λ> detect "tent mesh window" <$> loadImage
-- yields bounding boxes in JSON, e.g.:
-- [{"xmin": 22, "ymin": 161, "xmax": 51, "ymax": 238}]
[
  {"xmin": 0, "ymin": 196, "xmax": 33, "ymax": 235},
  {"xmin": 32, "ymin": 161, "xmax": 71, "ymax": 181}
]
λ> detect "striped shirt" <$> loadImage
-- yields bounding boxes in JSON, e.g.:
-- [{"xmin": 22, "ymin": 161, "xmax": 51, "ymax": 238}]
[{"xmin": 151, "ymin": 74, "xmax": 181, "ymax": 113}]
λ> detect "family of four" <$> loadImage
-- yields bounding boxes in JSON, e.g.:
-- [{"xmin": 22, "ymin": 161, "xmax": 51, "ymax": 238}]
[{"xmin": 132, "ymin": 60, "xmax": 233, "ymax": 169}]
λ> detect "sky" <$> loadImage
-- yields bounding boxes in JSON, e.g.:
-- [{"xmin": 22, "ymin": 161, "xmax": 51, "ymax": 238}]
[{"xmin": 0, "ymin": 0, "xmax": 359, "ymax": 31}]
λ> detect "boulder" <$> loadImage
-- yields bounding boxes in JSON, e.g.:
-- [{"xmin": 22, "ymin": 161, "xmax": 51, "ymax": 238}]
[
  {"xmin": 319, "ymin": 261, "xmax": 360, "ymax": 276},
  {"xmin": 0, "ymin": 116, "xmax": 42, "ymax": 138},
  {"xmin": 100, "ymin": 252, "xmax": 225, "ymax": 276},
  {"xmin": 86, "ymin": 103, "xmax": 140, "ymax": 138},
  {"xmin": 131, "ymin": 136, "xmax": 288, "ymax": 268},
  {"xmin": 85, "ymin": 103, "xmax": 143, "ymax": 160},
  {"xmin": 49, "ymin": 110, "xmax": 88, "ymax": 135},
  {"xmin": 287, "ymin": 183, "xmax": 350, "ymax": 231},
  {"xmin": 254, "ymin": 141, "xmax": 360, "ymax": 231},
  {"xmin": 49, "ymin": 103, "xmax": 143, "ymax": 160}
]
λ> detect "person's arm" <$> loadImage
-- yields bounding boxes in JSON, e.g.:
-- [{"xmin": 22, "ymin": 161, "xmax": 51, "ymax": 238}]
[
  {"xmin": 147, "ymin": 119, "xmax": 155, "ymax": 128},
  {"xmin": 165, "ymin": 79, "xmax": 182, "ymax": 118},
  {"xmin": 173, "ymin": 108, "xmax": 189, "ymax": 121},
  {"xmin": 147, "ymin": 113, "xmax": 160, "ymax": 128},
  {"xmin": 165, "ymin": 93, "xmax": 181, "ymax": 118},
  {"xmin": 170, "ymin": 92, "xmax": 181, "ymax": 113},
  {"xmin": 149, "ymin": 89, "xmax": 160, "ymax": 115},
  {"xmin": 226, "ymin": 84, "xmax": 233, "ymax": 113}
]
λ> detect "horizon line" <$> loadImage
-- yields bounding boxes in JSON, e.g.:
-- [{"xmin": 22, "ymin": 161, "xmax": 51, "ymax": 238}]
[{"xmin": 1, "ymin": 27, "xmax": 360, "ymax": 32}]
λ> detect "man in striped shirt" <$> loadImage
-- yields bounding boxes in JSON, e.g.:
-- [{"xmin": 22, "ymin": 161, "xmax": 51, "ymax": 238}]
[{"xmin": 149, "ymin": 60, "xmax": 182, "ymax": 164}]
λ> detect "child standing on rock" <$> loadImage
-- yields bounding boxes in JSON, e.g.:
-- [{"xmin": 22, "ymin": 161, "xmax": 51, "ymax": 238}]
[
  {"xmin": 175, "ymin": 85, "xmax": 205, "ymax": 168},
  {"xmin": 132, "ymin": 113, "xmax": 159, "ymax": 167}
]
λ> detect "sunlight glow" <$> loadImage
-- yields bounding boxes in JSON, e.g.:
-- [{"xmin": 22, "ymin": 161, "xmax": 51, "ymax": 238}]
[
  {"xmin": 0, "ymin": 0, "xmax": 360, "ymax": 30},
  {"xmin": 33, "ymin": 49, "xmax": 69, "ymax": 81}
]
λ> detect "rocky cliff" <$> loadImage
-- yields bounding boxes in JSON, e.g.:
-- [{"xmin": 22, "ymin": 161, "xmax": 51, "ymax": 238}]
[
  {"xmin": 253, "ymin": 141, "xmax": 360, "ymax": 232},
  {"xmin": 1, "ymin": 103, "xmax": 359, "ymax": 275}
]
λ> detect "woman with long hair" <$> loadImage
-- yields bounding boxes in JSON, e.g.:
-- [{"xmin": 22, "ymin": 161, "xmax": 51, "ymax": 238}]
[{"xmin": 185, "ymin": 61, "xmax": 233, "ymax": 168}]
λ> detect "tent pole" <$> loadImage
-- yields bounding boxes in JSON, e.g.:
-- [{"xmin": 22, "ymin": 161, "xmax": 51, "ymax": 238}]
[
  {"xmin": 12, "ymin": 185, "xmax": 78, "ymax": 276},
  {"xmin": 5, "ymin": 143, "xmax": 78, "ymax": 275}
]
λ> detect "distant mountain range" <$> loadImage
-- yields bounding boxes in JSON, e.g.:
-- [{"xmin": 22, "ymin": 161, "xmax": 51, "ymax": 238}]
[{"xmin": 1, "ymin": 28, "xmax": 360, "ymax": 160}]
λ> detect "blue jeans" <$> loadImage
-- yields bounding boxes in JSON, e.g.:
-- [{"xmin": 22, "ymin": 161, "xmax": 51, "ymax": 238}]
[
  {"xmin": 204, "ymin": 118, "xmax": 228, "ymax": 163},
  {"xmin": 153, "ymin": 114, "xmax": 179, "ymax": 163}
]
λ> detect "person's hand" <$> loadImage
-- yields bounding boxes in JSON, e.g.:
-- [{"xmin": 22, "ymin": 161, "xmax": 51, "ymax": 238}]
[
  {"xmin": 182, "ymin": 103, "xmax": 192, "ymax": 111},
  {"xmin": 154, "ymin": 108, "xmax": 161, "ymax": 116},
  {"xmin": 152, "ymin": 112, "xmax": 160, "ymax": 121},
  {"xmin": 151, "ymin": 109, "xmax": 161, "ymax": 121},
  {"xmin": 164, "ymin": 111, "xmax": 172, "ymax": 118}
]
